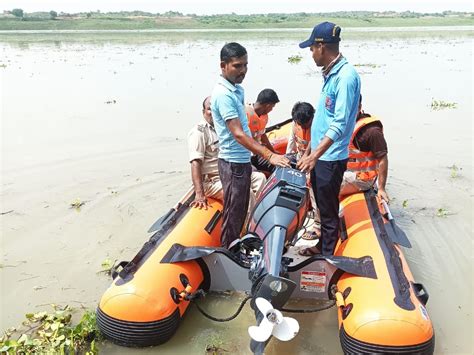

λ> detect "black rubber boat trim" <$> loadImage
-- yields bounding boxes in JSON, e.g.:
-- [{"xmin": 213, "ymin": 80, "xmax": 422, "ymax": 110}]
[
  {"xmin": 340, "ymin": 325, "xmax": 435, "ymax": 354},
  {"xmin": 204, "ymin": 209, "xmax": 222, "ymax": 234},
  {"xmin": 365, "ymin": 190, "xmax": 414, "ymax": 311},
  {"xmin": 96, "ymin": 307, "xmax": 181, "ymax": 347},
  {"xmin": 116, "ymin": 193, "xmax": 195, "ymax": 283},
  {"xmin": 265, "ymin": 118, "xmax": 293, "ymax": 133}
]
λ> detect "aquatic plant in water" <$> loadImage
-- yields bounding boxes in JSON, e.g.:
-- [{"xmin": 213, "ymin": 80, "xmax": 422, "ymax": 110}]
[
  {"xmin": 0, "ymin": 305, "xmax": 101, "ymax": 354},
  {"xmin": 436, "ymin": 208, "xmax": 450, "ymax": 217},
  {"xmin": 287, "ymin": 55, "xmax": 302, "ymax": 64},
  {"xmin": 449, "ymin": 164, "xmax": 460, "ymax": 178},
  {"xmin": 70, "ymin": 198, "xmax": 85, "ymax": 210},
  {"xmin": 354, "ymin": 63, "xmax": 381, "ymax": 68},
  {"xmin": 431, "ymin": 99, "xmax": 457, "ymax": 110}
]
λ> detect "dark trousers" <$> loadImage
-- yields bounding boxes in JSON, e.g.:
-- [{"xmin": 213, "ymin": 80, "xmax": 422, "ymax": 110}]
[
  {"xmin": 311, "ymin": 159, "xmax": 348, "ymax": 255},
  {"xmin": 218, "ymin": 159, "xmax": 252, "ymax": 248},
  {"xmin": 251, "ymin": 155, "xmax": 275, "ymax": 175}
]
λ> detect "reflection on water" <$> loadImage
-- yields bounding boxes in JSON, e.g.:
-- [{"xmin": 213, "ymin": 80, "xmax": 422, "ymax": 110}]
[{"xmin": 1, "ymin": 28, "xmax": 472, "ymax": 354}]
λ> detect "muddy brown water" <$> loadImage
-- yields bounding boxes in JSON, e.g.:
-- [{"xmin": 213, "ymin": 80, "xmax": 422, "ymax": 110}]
[{"xmin": 1, "ymin": 28, "xmax": 472, "ymax": 354}]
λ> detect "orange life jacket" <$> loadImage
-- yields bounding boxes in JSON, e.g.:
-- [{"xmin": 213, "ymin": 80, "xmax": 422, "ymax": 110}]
[
  {"xmin": 293, "ymin": 123, "xmax": 311, "ymax": 156},
  {"xmin": 246, "ymin": 104, "xmax": 268, "ymax": 143},
  {"xmin": 347, "ymin": 116, "xmax": 382, "ymax": 182}
]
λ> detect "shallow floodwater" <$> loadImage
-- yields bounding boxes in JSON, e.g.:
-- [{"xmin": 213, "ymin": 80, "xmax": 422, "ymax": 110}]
[{"xmin": 1, "ymin": 28, "xmax": 473, "ymax": 354}]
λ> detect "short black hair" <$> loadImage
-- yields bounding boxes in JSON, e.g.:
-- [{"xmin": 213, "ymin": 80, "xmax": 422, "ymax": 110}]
[
  {"xmin": 291, "ymin": 102, "xmax": 315, "ymax": 126},
  {"xmin": 324, "ymin": 41, "xmax": 339, "ymax": 53},
  {"xmin": 256, "ymin": 89, "xmax": 280, "ymax": 105},
  {"xmin": 202, "ymin": 96, "xmax": 210, "ymax": 110},
  {"xmin": 220, "ymin": 42, "xmax": 247, "ymax": 63}
]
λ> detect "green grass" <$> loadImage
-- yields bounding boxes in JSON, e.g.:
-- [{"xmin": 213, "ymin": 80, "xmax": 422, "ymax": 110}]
[{"xmin": 0, "ymin": 14, "xmax": 472, "ymax": 31}]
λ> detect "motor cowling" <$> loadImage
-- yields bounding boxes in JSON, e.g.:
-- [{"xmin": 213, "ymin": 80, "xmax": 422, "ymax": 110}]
[
  {"xmin": 248, "ymin": 167, "xmax": 309, "ymax": 244},
  {"xmin": 247, "ymin": 167, "xmax": 309, "ymax": 279}
]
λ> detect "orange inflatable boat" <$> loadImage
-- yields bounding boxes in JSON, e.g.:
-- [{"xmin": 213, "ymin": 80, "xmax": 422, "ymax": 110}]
[{"xmin": 97, "ymin": 122, "xmax": 434, "ymax": 354}]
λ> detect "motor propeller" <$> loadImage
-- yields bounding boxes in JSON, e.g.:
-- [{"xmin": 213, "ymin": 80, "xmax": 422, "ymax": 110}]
[{"xmin": 248, "ymin": 298, "xmax": 299, "ymax": 342}]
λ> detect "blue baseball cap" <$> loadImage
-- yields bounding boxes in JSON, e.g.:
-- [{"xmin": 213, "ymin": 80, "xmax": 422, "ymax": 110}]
[{"xmin": 299, "ymin": 22, "xmax": 341, "ymax": 48}]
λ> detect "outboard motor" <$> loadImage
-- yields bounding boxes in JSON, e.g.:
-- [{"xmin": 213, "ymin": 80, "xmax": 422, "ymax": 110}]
[
  {"xmin": 245, "ymin": 167, "xmax": 309, "ymax": 354},
  {"xmin": 247, "ymin": 167, "xmax": 309, "ymax": 279},
  {"xmin": 157, "ymin": 162, "xmax": 376, "ymax": 355}
]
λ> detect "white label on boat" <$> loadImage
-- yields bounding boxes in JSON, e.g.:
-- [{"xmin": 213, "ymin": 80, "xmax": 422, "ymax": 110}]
[
  {"xmin": 300, "ymin": 271, "xmax": 326, "ymax": 292},
  {"xmin": 419, "ymin": 305, "xmax": 429, "ymax": 321}
]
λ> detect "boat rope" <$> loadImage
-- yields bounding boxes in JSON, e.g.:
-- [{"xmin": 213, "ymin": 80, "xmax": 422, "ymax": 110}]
[
  {"xmin": 192, "ymin": 293, "xmax": 253, "ymax": 322},
  {"xmin": 281, "ymin": 300, "xmax": 336, "ymax": 313}
]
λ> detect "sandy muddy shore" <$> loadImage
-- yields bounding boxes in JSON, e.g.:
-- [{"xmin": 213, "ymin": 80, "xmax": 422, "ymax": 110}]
[{"xmin": 1, "ymin": 29, "xmax": 472, "ymax": 354}]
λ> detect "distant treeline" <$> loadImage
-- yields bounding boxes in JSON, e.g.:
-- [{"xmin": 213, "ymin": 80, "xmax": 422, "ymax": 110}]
[{"xmin": 1, "ymin": 9, "xmax": 472, "ymax": 30}]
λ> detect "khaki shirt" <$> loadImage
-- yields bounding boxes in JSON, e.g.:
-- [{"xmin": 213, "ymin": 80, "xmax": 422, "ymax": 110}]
[{"xmin": 187, "ymin": 119, "xmax": 219, "ymax": 176}]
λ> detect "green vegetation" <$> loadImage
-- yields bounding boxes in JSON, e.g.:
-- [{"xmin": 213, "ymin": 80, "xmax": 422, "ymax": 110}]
[
  {"xmin": 436, "ymin": 208, "xmax": 450, "ymax": 217},
  {"xmin": 431, "ymin": 99, "xmax": 458, "ymax": 110},
  {"xmin": 11, "ymin": 8, "xmax": 23, "ymax": 18},
  {"xmin": 98, "ymin": 258, "xmax": 117, "ymax": 276},
  {"xmin": 0, "ymin": 305, "xmax": 101, "ymax": 354},
  {"xmin": 70, "ymin": 198, "xmax": 85, "ymax": 210},
  {"xmin": 449, "ymin": 164, "xmax": 460, "ymax": 178},
  {"xmin": 0, "ymin": 10, "xmax": 472, "ymax": 30},
  {"xmin": 287, "ymin": 55, "xmax": 303, "ymax": 64},
  {"xmin": 204, "ymin": 331, "xmax": 228, "ymax": 354},
  {"xmin": 354, "ymin": 63, "xmax": 383, "ymax": 68}
]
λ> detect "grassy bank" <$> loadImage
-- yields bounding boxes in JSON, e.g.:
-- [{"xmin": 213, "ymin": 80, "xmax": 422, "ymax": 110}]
[{"xmin": 0, "ymin": 12, "xmax": 472, "ymax": 31}]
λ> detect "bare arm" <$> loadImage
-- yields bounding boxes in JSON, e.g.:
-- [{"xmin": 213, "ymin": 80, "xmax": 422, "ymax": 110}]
[
  {"xmin": 260, "ymin": 133, "xmax": 276, "ymax": 153},
  {"xmin": 302, "ymin": 145, "xmax": 311, "ymax": 158},
  {"xmin": 286, "ymin": 126, "xmax": 297, "ymax": 155},
  {"xmin": 226, "ymin": 118, "xmax": 289, "ymax": 167},
  {"xmin": 296, "ymin": 136, "xmax": 334, "ymax": 173},
  {"xmin": 377, "ymin": 155, "xmax": 389, "ymax": 203},
  {"xmin": 190, "ymin": 160, "xmax": 209, "ymax": 209}
]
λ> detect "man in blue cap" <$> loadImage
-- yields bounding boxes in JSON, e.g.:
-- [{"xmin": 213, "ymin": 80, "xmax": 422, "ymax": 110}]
[{"xmin": 297, "ymin": 22, "xmax": 361, "ymax": 256}]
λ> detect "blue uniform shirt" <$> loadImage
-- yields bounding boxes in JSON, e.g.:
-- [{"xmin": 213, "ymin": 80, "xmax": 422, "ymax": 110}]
[
  {"xmin": 311, "ymin": 57, "xmax": 361, "ymax": 161},
  {"xmin": 211, "ymin": 76, "xmax": 252, "ymax": 163}
]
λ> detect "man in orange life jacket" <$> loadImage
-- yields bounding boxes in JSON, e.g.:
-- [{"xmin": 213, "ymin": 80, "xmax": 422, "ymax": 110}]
[
  {"xmin": 339, "ymin": 95, "xmax": 389, "ymax": 202},
  {"xmin": 286, "ymin": 102, "xmax": 321, "ymax": 239},
  {"xmin": 286, "ymin": 102, "xmax": 314, "ymax": 160},
  {"xmin": 246, "ymin": 88, "xmax": 280, "ymax": 175}
]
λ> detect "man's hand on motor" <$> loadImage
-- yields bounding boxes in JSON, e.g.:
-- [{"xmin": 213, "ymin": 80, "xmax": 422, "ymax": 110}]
[
  {"xmin": 190, "ymin": 193, "xmax": 209, "ymax": 209},
  {"xmin": 296, "ymin": 154, "xmax": 316, "ymax": 173},
  {"xmin": 269, "ymin": 154, "xmax": 291, "ymax": 167}
]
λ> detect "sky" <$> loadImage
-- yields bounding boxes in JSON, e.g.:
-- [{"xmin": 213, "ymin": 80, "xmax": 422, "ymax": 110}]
[{"xmin": 1, "ymin": 0, "xmax": 472, "ymax": 15}]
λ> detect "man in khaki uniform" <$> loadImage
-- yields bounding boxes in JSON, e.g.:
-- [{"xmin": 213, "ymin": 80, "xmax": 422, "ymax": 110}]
[{"xmin": 187, "ymin": 96, "xmax": 266, "ymax": 211}]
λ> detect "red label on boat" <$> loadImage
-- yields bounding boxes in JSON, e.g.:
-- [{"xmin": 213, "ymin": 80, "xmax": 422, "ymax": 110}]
[{"xmin": 300, "ymin": 271, "xmax": 326, "ymax": 292}]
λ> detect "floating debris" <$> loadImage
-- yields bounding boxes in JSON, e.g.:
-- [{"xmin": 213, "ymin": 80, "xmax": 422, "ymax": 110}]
[
  {"xmin": 354, "ymin": 63, "xmax": 382, "ymax": 68},
  {"xmin": 436, "ymin": 208, "xmax": 453, "ymax": 218},
  {"xmin": 287, "ymin": 55, "xmax": 302, "ymax": 64},
  {"xmin": 98, "ymin": 258, "xmax": 117, "ymax": 276},
  {"xmin": 0, "ymin": 305, "xmax": 100, "ymax": 354},
  {"xmin": 69, "ymin": 198, "xmax": 85, "ymax": 210},
  {"xmin": 449, "ymin": 164, "xmax": 461, "ymax": 178},
  {"xmin": 431, "ymin": 99, "xmax": 457, "ymax": 110}
]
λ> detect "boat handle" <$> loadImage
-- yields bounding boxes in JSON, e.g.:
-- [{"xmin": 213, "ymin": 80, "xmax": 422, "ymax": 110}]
[
  {"xmin": 180, "ymin": 285, "xmax": 194, "ymax": 301},
  {"xmin": 335, "ymin": 291, "xmax": 346, "ymax": 308},
  {"xmin": 412, "ymin": 282, "xmax": 429, "ymax": 305}
]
